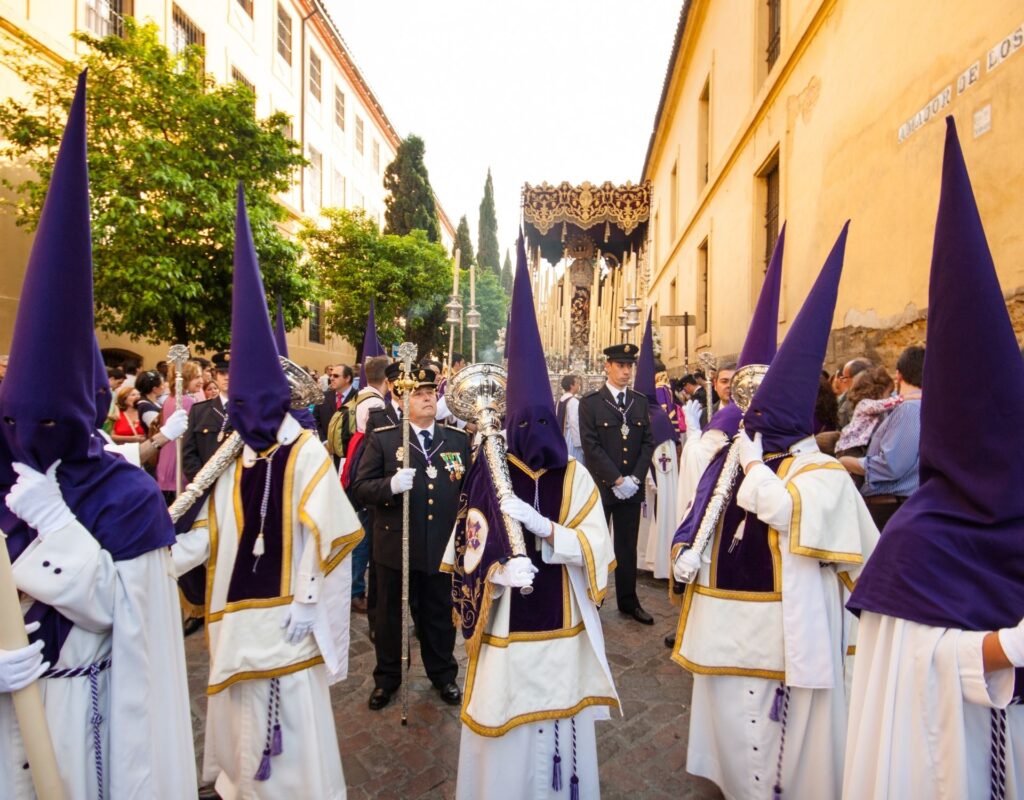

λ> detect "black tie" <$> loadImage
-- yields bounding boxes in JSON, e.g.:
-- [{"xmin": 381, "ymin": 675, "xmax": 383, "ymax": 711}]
[
  {"xmin": 419, "ymin": 429, "xmax": 433, "ymax": 451},
  {"xmin": 616, "ymin": 392, "xmax": 625, "ymax": 410}
]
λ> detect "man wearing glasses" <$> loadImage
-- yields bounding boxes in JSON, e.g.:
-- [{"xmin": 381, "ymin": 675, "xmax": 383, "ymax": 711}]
[
  {"xmin": 315, "ymin": 364, "xmax": 354, "ymax": 453},
  {"xmin": 835, "ymin": 357, "xmax": 873, "ymax": 427}
]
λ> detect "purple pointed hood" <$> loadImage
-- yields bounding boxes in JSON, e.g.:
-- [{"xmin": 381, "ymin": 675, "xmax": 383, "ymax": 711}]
[
  {"xmin": 850, "ymin": 118, "xmax": 1024, "ymax": 650},
  {"xmin": 0, "ymin": 71, "xmax": 173, "ymax": 571},
  {"xmin": 505, "ymin": 233, "xmax": 567, "ymax": 471},
  {"xmin": 0, "ymin": 72, "xmax": 98, "ymax": 469},
  {"xmin": 273, "ymin": 296, "xmax": 288, "ymax": 356},
  {"xmin": 635, "ymin": 312, "xmax": 676, "ymax": 448},
  {"xmin": 743, "ymin": 222, "xmax": 849, "ymax": 452},
  {"xmin": 93, "ymin": 339, "xmax": 111, "ymax": 429},
  {"xmin": 703, "ymin": 224, "xmax": 786, "ymax": 439},
  {"xmin": 358, "ymin": 299, "xmax": 386, "ymax": 386},
  {"xmin": 228, "ymin": 184, "xmax": 291, "ymax": 450},
  {"xmin": 739, "ymin": 222, "xmax": 785, "ymax": 368}
]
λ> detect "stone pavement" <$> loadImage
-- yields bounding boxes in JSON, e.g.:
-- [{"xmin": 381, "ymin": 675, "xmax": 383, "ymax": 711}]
[{"xmin": 185, "ymin": 572, "xmax": 723, "ymax": 799}]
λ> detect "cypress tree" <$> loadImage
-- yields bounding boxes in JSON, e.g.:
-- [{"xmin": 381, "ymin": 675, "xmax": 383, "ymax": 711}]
[
  {"xmin": 454, "ymin": 215, "xmax": 476, "ymax": 271},
  {"xmin": 383, "ymin": 134, "xmax": 440, "ymax": 242},
  {"xmin": 477, "ymin": 168, "xmax": 500, "ymax": 276}
]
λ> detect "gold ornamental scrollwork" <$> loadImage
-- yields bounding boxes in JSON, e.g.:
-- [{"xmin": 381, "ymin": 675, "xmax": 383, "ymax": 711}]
[{"xmin": 522, "ymin": 180, "xmax": 651, "ymax": 237}]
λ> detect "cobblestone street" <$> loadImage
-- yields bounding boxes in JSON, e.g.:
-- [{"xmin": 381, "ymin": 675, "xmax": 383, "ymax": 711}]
[{"xmin": 185, "ymin": 572, "xmax": 723, "ymax": 799}]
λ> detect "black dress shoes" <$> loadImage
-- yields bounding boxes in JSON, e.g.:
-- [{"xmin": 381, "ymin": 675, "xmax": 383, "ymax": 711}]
[
  {"xmin": 664, "ymin": 633, "xmax": 676, "ymax": 649},
  {"xmin": 368, "ymin": 687, "xmax": 393, "ymax": 711},
  {"xmin": 438, "ymin": 682, "xmax": 462, "ymax": 706},
  {"xmin": 620, "ymin": 606, "xmax": 655, "ymax": 625}
]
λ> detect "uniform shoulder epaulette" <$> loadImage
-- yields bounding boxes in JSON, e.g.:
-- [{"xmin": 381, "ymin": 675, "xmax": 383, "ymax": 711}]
[
  {"xmin": 191, "ymin": 397, "xmax": 215, "ymax": 409},
  {"xmin": 374, "ymin": 423, "xmax": 399, "ymax": 432},
  {"xmin": 442, "ymin": 423, "xmax": 468, "ymax": 435},
  {"xmin": 582, "ymin": 389, "xmax": 601, "ymax": 399}
]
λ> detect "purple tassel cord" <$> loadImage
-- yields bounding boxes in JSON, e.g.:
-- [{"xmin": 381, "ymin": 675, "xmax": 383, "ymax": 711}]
[
  {"xmin": 570, "ymin": 775, "xmax": 580, "ymax": 800},
  {"xmin": 552, "ymin": 719, "xmax": 563, "ymax": 791},
  {"xmin": 254, "ymin": 678, "xmax": 282, "ymax": 782},
  {"xmin": 769, "ymin": 684, "xmax": 785, "ymax": 722}
]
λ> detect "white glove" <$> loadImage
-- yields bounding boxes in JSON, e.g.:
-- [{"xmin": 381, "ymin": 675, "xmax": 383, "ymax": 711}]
[
  {"xmin": 997, "ymin": 616, "xmax": 1024, "ymax": 668},
  {"xmin": 682, "ymin": 399, "xmax": 702, "ymax": 433},
  {"xmin": 389, "ymin": 467, "xmax": 416, "ymax": 495},
  {"xmin": 281, "ymin": 601, "xmax": 317, "ymax": 644},
  {"xmin": 490, "ymin": 556, "xmax": 538, "ymax": 589},
  {"xmin": 500, "ymin": 496, "xmax": 551, "ymax": 538},
  {"xmin": 0, "ymin": 622, "xmax": 48, "ymax": 693},
  {"xmin": 6, "ymin": 462, "xmax": 75, "ymax": 538},
  {"xmin": 673, "ymin": 548, "xmax": 703, "ymax": 584},
  {"xmin": 738, "ymin": 431, "xmax": 764, "ymax": 471},
  {"xmin": 158, "ymin": 408, "xmax": 189, "ymax": 441},
  {"xmin": 611, "ymin": 483, "xmax": 626, "ymax": 500},
  {"xmin": 617, "ymin": 476, "xmax": 640, "ymax": 500}
]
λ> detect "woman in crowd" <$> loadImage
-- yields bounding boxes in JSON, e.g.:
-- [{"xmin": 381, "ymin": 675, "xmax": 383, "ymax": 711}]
[
  {"xmin": 156, "ymin": 360, "xmax": 203, "ymax": 503},
  {"xmin": 135, "ymin": 369, "xmax": 165, "ymax": 429},
  {"xmin": 111, "ymin": 383, "xmax": 147, "ymax": 444},
  {"xmin": 835, "ymin": 365, "xmax": 897, "ymax": 463},
  {"xmin": 202, "ymin": 379, "xmax": 219, "ymax": 400}
]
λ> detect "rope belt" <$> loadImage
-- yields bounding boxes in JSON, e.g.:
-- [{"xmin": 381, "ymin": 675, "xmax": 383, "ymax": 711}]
[
  {"xmin": 44, "ymin": 656, "xmax": 112, "ymax": 800},
  {"xmin": 769, "ymin": 682, "xmax": 791, "ymax": 800},
  {"xmin": 255, "ymin": 677, "xmax": 283, "ymax": 781},
  {"xmin": 551, "ymin": 716, "xmax": 580, "ymax": 798}
]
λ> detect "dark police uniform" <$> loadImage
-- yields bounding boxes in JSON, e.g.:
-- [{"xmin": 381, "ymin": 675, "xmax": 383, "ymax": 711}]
[
  {"xmin": 579, "ymin": 343, "xmax": 655, "ymax": 621},
  {"xmin": 351, "ymin": 372, "xmax": 471, "ymax": 706}
]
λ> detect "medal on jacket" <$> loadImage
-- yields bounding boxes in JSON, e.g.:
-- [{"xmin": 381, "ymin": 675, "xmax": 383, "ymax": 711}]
[
  {"xmin": 426, "ymin": 464, "xmax": 438, "ymax": 479},
  {"xmin": 621, "ymin": 422, "xmax": 629, "ymax": 439},
  {"xmin": 605, "ymin": 394, "xmax": 633, "ymax": 440}
]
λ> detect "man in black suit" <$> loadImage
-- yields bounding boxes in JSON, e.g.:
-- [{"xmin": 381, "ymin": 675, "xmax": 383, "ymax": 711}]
[
  {"xmin": 579, "ymin": 343, "xmax": 656, "ymax": 625},
  {"xmin": 181, "ymin": 351, "xmax": 232, "ymax": 480},
  {"xmin": 352, "ymin": 364, "xmax": 471, "ymax": 710},
  {"xmin": 315, "ymin": 363, "xmax": 354, "ymax": 444}
]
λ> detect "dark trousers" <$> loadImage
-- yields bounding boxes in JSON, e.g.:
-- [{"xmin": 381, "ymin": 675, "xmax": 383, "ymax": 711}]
[
  {"xmin": 373, "ymin": 563, "xmax": 457, "ymax": 692},
  {"xmin": 605, "ymin": 502, "xmax": 642, "ymax": 612},
  {"xmin": 864, "ymin": 495, "xmax": 907, "ymax": 533}
]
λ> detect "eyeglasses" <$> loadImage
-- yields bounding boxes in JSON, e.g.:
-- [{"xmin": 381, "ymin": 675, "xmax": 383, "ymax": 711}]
[{"xmin": 330, "ymin": 373, "xmax": 343, "ymax": 379}]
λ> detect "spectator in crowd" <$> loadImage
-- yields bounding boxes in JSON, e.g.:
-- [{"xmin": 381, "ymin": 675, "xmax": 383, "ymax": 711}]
[
  {"xmin": 835, "ymin": 356, "xmax": 874, "ymax": 427},
  {"xmin": 556, "ymin": 373, "xmax": 585, "ymax": 463},
  {"xmin": 134, "ymin": 370, "xmax": 164, "ymax": 429},
  {"xmin": 813, "ymin": 371, "xmax": 842, "ymax": 454},
  {"xmin": 834, "ymin": 366, "xmax": 896, "ymax": 487},
  {"xmin": 840, "ymin": 345, "xmax": 924, "ymax": 530},
  {"xmin": 111, "ymin": 384, "xmax": 147, "ymax": 444},
  {"xmin": 315, "ymin": 363, "xmax": 354, "ymax": 448},
  {"xmin": 121, "ymin": 357, "xmax": 140, "ymax": 387},
  {"xmin": 201, "ymin": 379, "xmax": 219, "ymax": 400},
  {"xmin": 700, "ymin": 359, "xmax": 736, "ymax": 426},
  {"xmin": 107, "ymin": 365, "xmax": 125, "ymax": 391},
  {"xmin": 156, "ymin": 360, "xmax": 203, "ymax": 503}
]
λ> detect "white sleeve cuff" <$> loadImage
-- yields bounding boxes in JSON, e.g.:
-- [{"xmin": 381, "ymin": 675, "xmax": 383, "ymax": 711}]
[
  {"xmin": 540, "ymin": 524, "xmax": 584, "ymax": 567},
  {"xmin": 13, "ymin": 519, "xmax": 101, "ymax": 598},
  {"xmin": 957, "ymin": 630, "xmax": 1015, "ymax": 708}
]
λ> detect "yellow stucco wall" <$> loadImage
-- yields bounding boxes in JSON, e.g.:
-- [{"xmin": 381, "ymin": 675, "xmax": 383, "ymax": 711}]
[{"xmin": 645, "ymin": 0, "xmax": 1024, "ymax": 373}]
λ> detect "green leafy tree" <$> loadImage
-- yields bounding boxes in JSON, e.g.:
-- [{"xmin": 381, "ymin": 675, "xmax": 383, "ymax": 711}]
[
  {"xmin": 0, "ymin": 20, "xmax": 311, "ymax": 349},
  {"xmin": 383, "ymin": 134, "xmax": 440, "ymax": 242},
  {"xmin": 500, "ymin": 248, "xmax": 514, "ymax": 293},
  {"xmin": 454, "ymin": 214, "xmax": 476, "ymax": 271},
  {"xmin": 477, "ymin": 168, "xmax": 500, "ymax": 276},
  {"xmin": 458, "ymin": 267, "xmax": 508, "ymax": 362},
  {"xmin": 300, "ymin": 208, "xmax": 451, "ymax": 358}
]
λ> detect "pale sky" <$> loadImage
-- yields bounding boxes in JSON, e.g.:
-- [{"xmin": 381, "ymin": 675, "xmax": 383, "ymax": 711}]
[{"xmin": 324, "ymin": 0, "xmax": 681, "ymax": 263}]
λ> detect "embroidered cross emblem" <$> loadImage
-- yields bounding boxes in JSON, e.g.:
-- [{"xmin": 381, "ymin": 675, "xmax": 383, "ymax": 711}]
[
  {"xmin": 657, "ymin": 452, "xmax": 672, "ymax": 473},
  {"xmin": 467, "ymin": 517, "xmax": 482, "ymax": 550}
]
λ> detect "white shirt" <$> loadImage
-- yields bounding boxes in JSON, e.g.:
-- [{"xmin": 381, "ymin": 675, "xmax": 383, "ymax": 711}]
[
  {"xmin": 605, "ymin": 381, "xmax": 629, "ymax": 406},
  {"xmin": 558, "ymin": 392, "xmax": 582, "ymax": 448}
]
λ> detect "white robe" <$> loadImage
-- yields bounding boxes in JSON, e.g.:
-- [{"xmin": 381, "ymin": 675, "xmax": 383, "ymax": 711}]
[
  {"xmin": 844, "ymin": 612, "xmax": 1024, "ymax": 799},
  {"xmin": 173, "ymin": 415, "xmax": 363, "ymax": 800},
  {"xmin": 676, "ymin": 439, "xmax": 878, "ymax": 800},
  {"xmin": 638, "ymin": 440, "xmax": 678, "ymax": 579},
  {"xmin": 444, "ymin": 459, "xmax": 619, "ymax": 799},
  {"xmin": 1, "ymin": 523, "xmax": 196, "ymax": 799},
  {"xmin": 676, "ymin": 429, "xmax": 728, "ymax": 522}
]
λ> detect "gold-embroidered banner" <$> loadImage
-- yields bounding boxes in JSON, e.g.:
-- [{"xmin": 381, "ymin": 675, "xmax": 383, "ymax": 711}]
[{"xmin": 522, "ymin": 181, "xmax": 651, "ymax": 237}]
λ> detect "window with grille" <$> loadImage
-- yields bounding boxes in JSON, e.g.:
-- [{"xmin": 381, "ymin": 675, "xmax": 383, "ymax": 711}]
[
  {"xmin": 332, "ymin": 170, "xmax": 346, "ymax": 207},
  {"xmin": 334, "ymin": 87, "xmax": 346, "ymax": 131},
  {"xmin": 277, "ymin": 4, "xmax": 292, "ymax": 65},
  {"xmin": 372, "ymin": 140, "xmax": 380, "ymax": 174},
  {"xmin": 307, "ymin": 146, "xmax": 322, "ymax": 209},
  {"xmin": 86, "ymin": 0, "xmax": 129, "ymax": 38},
  {"xmin": 355, "ymin": 117, "xmax": 364, "ymax": 155},
  {"xmin": 767, "ymin": 0, "xmax": 781, "ymax": 70},
  {"xmin": 235, "ymin": 0, "xmax": 253, "ymax": 17},
  {"xmin": 309, "ymin": 51, "xmax": 322, "ymax": 102},
  {"xmin": 697, "ymin": 239, "xmax": 710, "ymax": 337},
  {"xmin": 762, "ymin": 157, "xmax": 780, "ymax": 271},
  {"xmin": 308, "ymin": 302, "xmax": 323, "ymax": 344},
  {"xmin": 171, "ymin": 5, "xmax": 204, "ymax": 55},
  {"xmin": 231, "ymin": 67, "xmax": 255, "ymax": 97}
]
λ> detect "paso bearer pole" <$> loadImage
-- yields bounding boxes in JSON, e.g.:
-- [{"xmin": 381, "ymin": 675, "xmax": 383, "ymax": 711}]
[{"xmin": 0, "ymin": 530, "xmax": 65, "ymax": 799}]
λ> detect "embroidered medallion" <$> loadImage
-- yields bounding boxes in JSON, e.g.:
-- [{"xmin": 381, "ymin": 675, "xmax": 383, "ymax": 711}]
[
  {"xmin": 621, "ymin": 423, "xmax": 629, "ymax": 438},
  {"xmin": 463, "ymin": 507, "xmax": 489, "ymax": 574},
  {"xmin": 426, "ymin": 464, "xmax": 438, "ymax": 480},
  {"xmin": 395, "ymin": 446, "xmax": 405, "ymax": 462}
]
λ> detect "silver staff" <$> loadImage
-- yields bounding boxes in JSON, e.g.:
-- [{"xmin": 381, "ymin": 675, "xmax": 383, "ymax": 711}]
[
  {"xmin": 395, "ymin": 341, "xmax": 418, "ymax": 726},
  {"xmin": 166, "ymin": 344, "xmax": 190, "ymax": 497}
]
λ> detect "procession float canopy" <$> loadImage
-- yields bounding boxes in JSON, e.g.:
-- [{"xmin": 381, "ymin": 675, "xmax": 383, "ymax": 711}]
[{"xmin": 522, "ymin": 180, "xmax": 651, "ymax": 266}]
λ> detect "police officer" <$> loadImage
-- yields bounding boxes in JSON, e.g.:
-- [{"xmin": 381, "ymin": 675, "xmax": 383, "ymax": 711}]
[
  {"xmin": 181, "ymin": 351, "xmax": 232, "ymax": 480},
  {"xmin": 351, "ymin": 364, "xmax": 471, "ymax": 710},
  {"xmin": 579, "ymin": 343, "xmax": 655, "ymax": 625}
]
